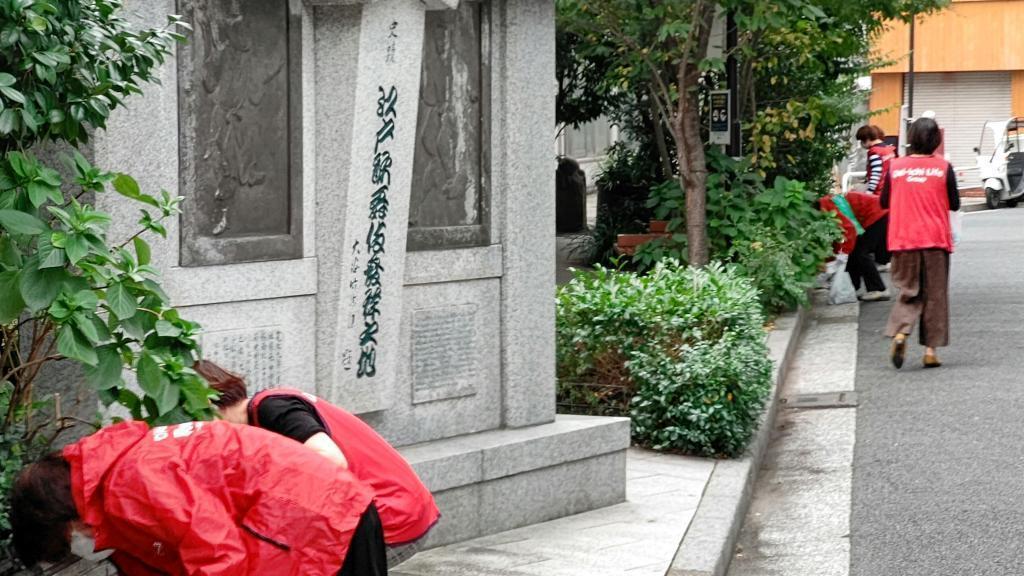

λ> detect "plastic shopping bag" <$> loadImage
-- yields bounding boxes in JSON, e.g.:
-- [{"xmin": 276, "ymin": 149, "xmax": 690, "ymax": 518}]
[
  {"xmin": 828, "ymin": 271, "xmax": 858, "ymax": 305},
  {"xmin": 950, "ymin": 210, "xmax": 963, "ymax": 246}
]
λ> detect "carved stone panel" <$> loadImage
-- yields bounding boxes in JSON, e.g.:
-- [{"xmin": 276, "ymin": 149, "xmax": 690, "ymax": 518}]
[
  {"xmin": 201, "ymin": 327, "xmax": 284, "ymax": 392},
  {"xmin": 408, "ymin": 2, "xmax": 490, "ymax": 251},
  {"xmin": 411, "ymin": 304, "xmax": 479, "ymax": 404},
  {"xmin": 178, "ymin": 0, "xmax": 303, "ymax": 266}
]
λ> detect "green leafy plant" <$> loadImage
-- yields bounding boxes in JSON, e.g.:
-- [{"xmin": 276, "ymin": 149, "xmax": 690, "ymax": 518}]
[
  {"xmin": 0, "ymin": 0, "xmax": 213, "ymax": 562},
  {"xmin": 634, "ymin": 152, "xmax": 840, "ymax": 312},
  {"xmin": 557, "ymin": 260, "xmax": 773, "ymax": 457}
]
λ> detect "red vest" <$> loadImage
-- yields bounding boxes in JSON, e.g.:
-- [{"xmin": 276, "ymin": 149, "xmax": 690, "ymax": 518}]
[
  {"xmin": 250, "ymin": 389, "xmax": 440, "ymax": 546},
  {"xmin": 869, "ymin": 143, "xmax": 897, "ymax": 193},
  {"xmin": 64, "ymin": 420, "xmax": 374, "ymax": 576},
  {"xmin": 887, "ymin": 155, "xmax": 954, "ymax": 252}
]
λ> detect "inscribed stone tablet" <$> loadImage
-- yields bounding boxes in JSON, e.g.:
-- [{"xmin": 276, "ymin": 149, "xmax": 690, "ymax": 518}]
[
  {"xmin": 411, "ymin": 304, "xmax": 479, "ymax": 404},
  {"xmin": 201, "ymin": 328, "xmax": 283, "ymax": 392}
]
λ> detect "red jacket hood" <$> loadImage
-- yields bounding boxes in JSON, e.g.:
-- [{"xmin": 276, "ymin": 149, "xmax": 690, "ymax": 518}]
[{"xmin": 63, "ymin": 421, "xmax": 149, "ymax": 528}]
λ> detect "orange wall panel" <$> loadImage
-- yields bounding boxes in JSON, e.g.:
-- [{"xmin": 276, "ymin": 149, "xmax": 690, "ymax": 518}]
[
  {"xmin": 870, "ymin": 74, "xmax": 904, "ymax": 136},
  {"xmin": 874, "ymin": 1, "xmax": 1024, "ymax": 73},
  {"xmin": 1014, "ymin": 71, "xmax": 1024, "ymax": 116}
]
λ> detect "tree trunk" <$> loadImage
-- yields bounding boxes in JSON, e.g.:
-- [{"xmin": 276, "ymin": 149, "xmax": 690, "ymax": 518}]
[
  {"xmin": 674, "ymin": 3, "xmax": 717, "ymax": 267},
  {"xmin": 676, "ymin": 94, "xmax": 709, "ymax": 266}
]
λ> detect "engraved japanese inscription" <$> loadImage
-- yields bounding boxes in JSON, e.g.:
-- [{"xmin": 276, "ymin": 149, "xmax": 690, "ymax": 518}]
[
  {"xmin": 202, "ymin": 328, "xmax": 283, "ymax": 392},
  {"xmin": 178, "ymin": 0, "xmax": 303, "ymax": 266},
  {"xmin": 411, "ymin": 304, "xmax": 479, "ymax": 404},
  {"xmin": 408, "ymin": 2, "xmax": 490, "ymax": 250}
]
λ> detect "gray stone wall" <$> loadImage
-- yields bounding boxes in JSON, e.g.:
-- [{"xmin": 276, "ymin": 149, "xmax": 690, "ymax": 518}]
[{"xmin": 82, "ymin": 0, "xmax": 557, "ymax": 447}]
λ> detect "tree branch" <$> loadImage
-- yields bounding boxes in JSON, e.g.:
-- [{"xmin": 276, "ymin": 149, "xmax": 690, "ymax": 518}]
[{"xmin": 0, "ymin": 353, "xmax": 62, "ymax": 385}]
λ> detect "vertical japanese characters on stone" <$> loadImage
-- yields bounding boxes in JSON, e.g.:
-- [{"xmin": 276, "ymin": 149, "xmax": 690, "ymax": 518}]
[{"xmin": 359, "ymin": 85, "xmax": 399, "ymax": 378}]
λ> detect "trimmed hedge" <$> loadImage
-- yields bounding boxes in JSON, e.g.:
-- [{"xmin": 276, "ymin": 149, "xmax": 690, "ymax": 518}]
[{"xmin": 557, "ymin": 260, "xmax": 773, "ymax": 457}]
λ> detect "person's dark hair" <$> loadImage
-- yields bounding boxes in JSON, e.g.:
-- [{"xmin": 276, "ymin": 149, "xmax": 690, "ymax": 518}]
[
  {"xmin": 907, "ymin": 117, "xmax": 942, "ymax": 155},
  {"xmin": 871, "ymin": 125, "xmax": 886, "ymax": 140},
  {"xmin": 11, "ymin": 453, "xmax": 78, "ymax": 566},
  {"xmin": 193, "ymin": 360, "xmax": 249, "ymax": 408},
  {"xmin": 855, "ymin": 125, "xmax": 878, "ymax": 143}
]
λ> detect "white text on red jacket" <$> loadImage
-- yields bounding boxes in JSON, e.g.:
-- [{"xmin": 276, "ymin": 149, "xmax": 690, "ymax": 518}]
[{"xmin": 892, "ymin": 167, "xmax": 945, "ymax": 183}]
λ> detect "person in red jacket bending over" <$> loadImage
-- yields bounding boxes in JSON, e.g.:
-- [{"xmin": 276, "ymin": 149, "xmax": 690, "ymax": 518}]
[
  {"xmin": 194, "ymin": 360, "xmax": 440, "ymax": 568},
  {"xmin": 817, "ymin": 191, "xmax": 891, "ymax": 301},
  {"xmin": 881, "ymin": 117, "xmax": 959, "ymax": 369},
  {"xmin": 857, "ymin": 125, "xmax": 897, "ymax": 196},
  {"xmin": 11, "ymin": 420, "xmax": 386, "ymax": 575}
]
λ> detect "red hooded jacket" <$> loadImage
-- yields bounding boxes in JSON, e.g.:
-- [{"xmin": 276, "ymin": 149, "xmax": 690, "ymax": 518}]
[
  {"xmin": 819, "ymin": 192, "xmax": 888, "ymax": 254},
  {"xmin": 63, "ymin": 420, "xmax": 374, "ymax": 576},
  {"xmin": 249, "ymin": 389, "xmax": 440, "ymax": 546}
]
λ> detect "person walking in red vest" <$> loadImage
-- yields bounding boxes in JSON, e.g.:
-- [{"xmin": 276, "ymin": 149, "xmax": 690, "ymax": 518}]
[
  {"xmin": 194, "ymin": 361, "xmax": 440, "ymax": 567},
  {"xmin": 880, "ymin": 117, "xmax": 960, "ymax": 369},
  {"xmin": 10, "ymin": 420, "xmax": 385, "ymax": 575},
  {"xmin": 857, "ymin": 125, "xmax": 897, "ymax": 196}
]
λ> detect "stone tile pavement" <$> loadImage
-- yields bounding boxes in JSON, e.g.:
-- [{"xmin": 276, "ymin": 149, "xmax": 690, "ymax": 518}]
[{"xmin": 393, "ymin": 448, "xmax": 714, "ymax": 576}]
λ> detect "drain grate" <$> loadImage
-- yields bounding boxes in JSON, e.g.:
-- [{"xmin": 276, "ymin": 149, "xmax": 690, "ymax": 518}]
[{"xmin": 780, "ymin": 391, "xmax": 858, "ymax": 409}]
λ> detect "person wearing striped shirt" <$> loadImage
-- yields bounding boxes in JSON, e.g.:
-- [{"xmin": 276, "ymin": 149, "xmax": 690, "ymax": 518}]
[{"xmin": 857, "ymin": 125, "xmax": 897, "ymax": 195}]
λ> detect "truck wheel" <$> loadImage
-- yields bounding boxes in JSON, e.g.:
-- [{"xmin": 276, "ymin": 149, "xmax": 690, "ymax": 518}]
[
  {"xmin": 986, "ymin": 187, "xmax": 1001, "ymax": 210},
  {"xmin": 1009, "ymin": 199, "xmax": 1019, "ymax": 208}
]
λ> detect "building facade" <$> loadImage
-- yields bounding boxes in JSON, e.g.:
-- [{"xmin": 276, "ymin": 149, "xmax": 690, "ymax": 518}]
[{"xmin": 870, "ymin": 0, "xmax": 1024, "ymax": 187}]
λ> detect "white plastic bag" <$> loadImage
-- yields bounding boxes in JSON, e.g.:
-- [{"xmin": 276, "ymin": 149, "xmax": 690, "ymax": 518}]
[
  {"xmin": 950, "ymin": 210, "xmax": 963, "ymax": 246},
  {"xmin": 828, "ymin": 271, "xmax": 858, "ymax": 305}
]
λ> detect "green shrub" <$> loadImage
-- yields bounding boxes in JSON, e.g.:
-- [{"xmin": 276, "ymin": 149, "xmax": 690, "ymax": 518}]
[{"xmin": 557, "ymin": 260, "xmax": 773, "ymax": 457}]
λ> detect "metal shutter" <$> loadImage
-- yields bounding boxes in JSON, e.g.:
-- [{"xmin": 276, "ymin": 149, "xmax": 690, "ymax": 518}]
[{"xmin": 904, "ymin": 72, "xmax": 1012, "ymax": 189}]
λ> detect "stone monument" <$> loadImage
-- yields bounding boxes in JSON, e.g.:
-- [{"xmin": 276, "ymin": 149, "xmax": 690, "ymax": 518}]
[{"xmin": 85, "ymin": 0, "xmax": 629, "ymax": 552}]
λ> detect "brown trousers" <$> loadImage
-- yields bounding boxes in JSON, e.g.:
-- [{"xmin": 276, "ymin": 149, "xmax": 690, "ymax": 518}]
[{"xmin": 885, "ymin": 249, "xmax": 950, "ymax": 347}]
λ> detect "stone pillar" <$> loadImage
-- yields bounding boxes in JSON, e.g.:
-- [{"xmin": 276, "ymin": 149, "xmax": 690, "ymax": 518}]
[
  {"xmin": 498, "ymin": 0, "xmax": 557, "ymax": 428},
  {"xmin": 315, "ymin": 0, "xmax": 427, "ymax": 413}
]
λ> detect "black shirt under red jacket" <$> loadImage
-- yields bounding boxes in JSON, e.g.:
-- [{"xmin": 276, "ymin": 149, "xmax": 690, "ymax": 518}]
[{"xmin": 249, "ymin": 389, "xmax": 440, "ymax": 547}]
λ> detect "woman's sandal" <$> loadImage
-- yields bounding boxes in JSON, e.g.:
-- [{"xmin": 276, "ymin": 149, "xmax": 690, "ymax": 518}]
[
  {"xmin": 923, "ymin": 354, "xmax": 942, "ymax": 369},
  {"xmin": 890, "ymin": 334, "xmax": 907, "ymax": 369}
]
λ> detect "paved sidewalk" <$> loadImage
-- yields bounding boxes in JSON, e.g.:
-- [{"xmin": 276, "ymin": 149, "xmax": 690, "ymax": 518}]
[
  {"xmin": 729, "ymin": 298, "xmax": 858, "ymax": 576},
  {"xmin": 393, "ymin": 448, "xmax": 714, "ymax": 576}
]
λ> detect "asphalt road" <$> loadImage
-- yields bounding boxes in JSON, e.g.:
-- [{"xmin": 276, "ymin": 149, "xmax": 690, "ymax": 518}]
[{"xmin": 851, "ymin": 209, "xmax": 1024, "ymax": 575}]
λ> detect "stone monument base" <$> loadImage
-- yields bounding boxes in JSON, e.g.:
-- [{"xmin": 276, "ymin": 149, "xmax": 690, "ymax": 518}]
[{"xmin": 401, "ymin": 415, "xmax": 631, "ymax": 547}]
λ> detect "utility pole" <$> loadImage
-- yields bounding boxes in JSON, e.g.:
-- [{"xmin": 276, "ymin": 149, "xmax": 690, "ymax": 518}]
[
  {"xmin": 726, "ymin": 11, "xmax": 740, "ymax": 157},
  {"xmin": 907, "ymin": 16, "xmax": 915, "ymax": 119}
]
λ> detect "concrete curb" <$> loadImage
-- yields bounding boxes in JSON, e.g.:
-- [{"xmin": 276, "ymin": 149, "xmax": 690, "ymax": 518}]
[
  {"xmin": 666, "ymin": 304, "xmax": 810, "ymax": 576},
  {"xmin": 961, "ymin": 201, "xmax": 988, "ymax": 214}
]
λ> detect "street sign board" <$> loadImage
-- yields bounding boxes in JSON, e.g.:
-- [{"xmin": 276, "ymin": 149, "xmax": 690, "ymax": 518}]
[{"xmin": 710, "ymin": 90, "xmax": 730, "ymax": 145}]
